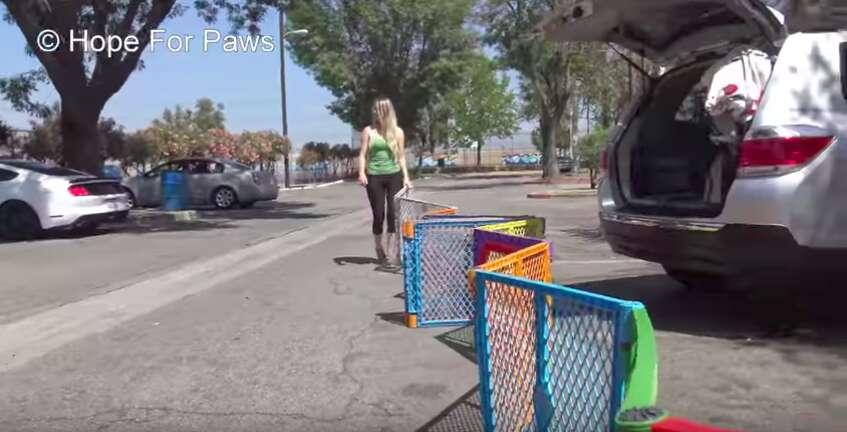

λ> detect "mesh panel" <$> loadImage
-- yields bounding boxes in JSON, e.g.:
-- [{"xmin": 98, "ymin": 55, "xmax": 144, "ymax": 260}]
[
  {"xmin": 403, "ymin": 217, "xmax": 544, "ymax": 328},
  {"xmin": 545, "ymin": 296, "xmax": 618, "ymax": 432},
  {"xmin": 394, "ymin": 188, "xmax": 457, "ymax": 234},
  {"xmin": 475, "ymin": 272, "xmax": 639, "ymax": 432},
  {"xmin": 484, "ymin": 279, "xmax": 537, "ymax": 432},
  {"xmin": 473, "ymin": 229, "xmax": 554, "ymax": 267},
  {"xmin": 481, "ymin": 220, "xmax": 528, "ymax": 237},
  {"xmin": 403, "ymin": 236, "xmax": 419, "ymax": 314},
  {"xmin": 470, "ymin": 230, "xmax": 552, "ymax": 300},
  {"xmin": 417, "ymin": 221, "xmax": 503, "ymax": 325},
  {"xmin": 471, "ymin": 233, "xmax": 553, "ymax": 431}
]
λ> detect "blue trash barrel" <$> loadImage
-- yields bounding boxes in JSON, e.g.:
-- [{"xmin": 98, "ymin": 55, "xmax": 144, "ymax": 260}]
[{"xmin": 161, "ymin": 170, "xmax": 188, "ymax": 211}]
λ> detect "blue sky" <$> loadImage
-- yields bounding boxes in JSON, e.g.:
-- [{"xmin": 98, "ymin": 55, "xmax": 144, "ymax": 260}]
[
  {"xmin": 1, "ymin": 9, "xmax": 540, "ymax": 151},
  {"xmin": 0, "ymin": 10, "xmax": 353, "ymax": 148}
]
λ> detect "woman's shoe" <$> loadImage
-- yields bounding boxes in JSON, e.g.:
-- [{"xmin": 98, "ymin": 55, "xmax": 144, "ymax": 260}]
[{"xmin": 374, "ymin": 234, "xmax": 387, "ymax": 263}]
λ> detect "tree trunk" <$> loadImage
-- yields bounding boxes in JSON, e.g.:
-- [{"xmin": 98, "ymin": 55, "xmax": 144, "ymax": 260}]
[
  {"xmin": 589, "ymin": 168, "xmax": 597, "ymax": 189},
  {"xmin": 60, "ymin": 98, "xmax": 105, "ymax": 175},
  {"xmin": 476, "ymin": 140, "xmax": 483, "ymax": 167},
  {"xmin": 540, "ymin": 113, "xmax": 559, "ymax": 179}
]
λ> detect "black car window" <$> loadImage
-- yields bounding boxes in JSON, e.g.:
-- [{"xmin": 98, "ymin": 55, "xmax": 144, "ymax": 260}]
[
  {"xmin": 224, "ymin": 160, "xmax": 250, "ymax": 171},
  {"xmin": 0, "ymin": 168, "xmax": 18, "ymax": 181},
  {"xmin": 146, "ymin": 162, "xmax": 188, "ymax": 177},
  {"xmin": 146, "ymin": 163, "xmax": 168, "ymax": 177},
  {"xmin": 188, "ymin": 160, "xmax": 222, "ymax": 174},
  {"xmin": 0, "ymin": 161, "xmax": 87, "ymax": 177}
]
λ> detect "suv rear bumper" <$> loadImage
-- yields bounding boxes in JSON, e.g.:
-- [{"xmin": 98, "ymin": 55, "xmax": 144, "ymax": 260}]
[{"xmin": 600, "ymin": 212, "xmax": 847, "ymax": 276}]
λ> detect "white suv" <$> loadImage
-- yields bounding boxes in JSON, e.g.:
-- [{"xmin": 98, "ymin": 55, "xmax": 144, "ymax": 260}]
[{"xmin": 544, "ymin": 1, "xmax": 847, "ymax": 288}]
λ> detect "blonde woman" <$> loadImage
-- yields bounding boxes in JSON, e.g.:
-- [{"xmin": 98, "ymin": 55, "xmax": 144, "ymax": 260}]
[{"xmin": 358, "ymin": 97, "xmax": 412, "ymax": 264}]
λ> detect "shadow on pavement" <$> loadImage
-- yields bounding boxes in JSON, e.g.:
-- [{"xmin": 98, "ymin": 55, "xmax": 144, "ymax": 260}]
[
  {"xmin": 111, "ymin": 219, "xmax": 237, "ymax": 235},
  {"xmin": 333, "ymin": 256, "xmax": 381, "ymax": 265},
  {"xmin": 573, "ymin": 275, "xmax": 847, "ymax": 362},
  {"xmin": 435, "ymin": 325, "xmax": 477, "ymax": 364},
  {"xmin": 559, "ymin": 226, "xmax": 605, "ymax": 242},
  {"xmin": 416, "ymin": 384, "xmax": 483, "ymax": 432},
  {"xmin": 375, "ymin": 312, "xmax": 406, "ymax": 327},
  {"xmin": 199, "ymin": 201, "xmax": 331, "ymax": 221}
]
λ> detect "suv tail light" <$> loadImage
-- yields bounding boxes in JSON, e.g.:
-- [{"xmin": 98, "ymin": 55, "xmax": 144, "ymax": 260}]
[
  {"xmin": 738, "ymin": 135, "xmax": 834, "ymax": 176},
  {"xmin": 68, "ymin": 185, "xmax": 90, "ymax": 197}
]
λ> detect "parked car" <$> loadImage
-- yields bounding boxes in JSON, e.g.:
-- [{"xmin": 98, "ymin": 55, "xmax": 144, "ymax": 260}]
[
  {"xmin": 0, "ymin": 160, "xmax": 130, "ymax": 240},
  {"xmin": 557, "ymin": 156, "xmax": 574, "ymax": 173},
  {"xmin": 122, "ymin": 158, "xmax": 279, "ymax": 209},
  {"xmin": 102, "ymin": 164, "xmax": 123, "ymax": 179},
  {"xmin": 543, "ymin": 1, "xmax": 847, "ymax": 288}
]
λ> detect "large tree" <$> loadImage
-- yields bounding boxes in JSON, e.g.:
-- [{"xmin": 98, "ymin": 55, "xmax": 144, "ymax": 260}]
[
  {"xmin": 447, "ymin": 55, "xmax": 518, "ymax": 167},
  {"xmin": 480, "ymin": 0, "xmax": 577, "ymax": 179},
  {"xmin": 0, "ymin": 0, "xmax": 280, "ymax": 174},
  {"xmin": 286, "ymin": 0, "xmax": 476, "ymax": 137}
]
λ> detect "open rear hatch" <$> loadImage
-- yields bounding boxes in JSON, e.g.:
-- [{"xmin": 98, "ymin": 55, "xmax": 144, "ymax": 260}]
[
  {"xmin": 541, "ymin": 0, "xmax": 784, "ymax": 65},
  {"xmin": 542, "ymin": 1, "xmax": 786, "ymax": 217}
]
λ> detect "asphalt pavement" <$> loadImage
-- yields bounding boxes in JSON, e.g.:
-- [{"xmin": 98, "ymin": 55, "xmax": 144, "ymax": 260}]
[{"xmin": 0, "ymin": 175, "xmax": 844, "ymax": 431}]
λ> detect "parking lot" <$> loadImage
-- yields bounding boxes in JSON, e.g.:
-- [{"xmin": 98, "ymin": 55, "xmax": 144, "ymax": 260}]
[{"xmin": 0, "ymin": 175, "xmax": 844, "ymax": 431}]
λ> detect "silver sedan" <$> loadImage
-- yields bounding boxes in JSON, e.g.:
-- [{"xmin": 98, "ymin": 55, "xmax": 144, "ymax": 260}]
[{"xmin": 122, "ymin": 158, "xmax": 279, "ymax": 209}]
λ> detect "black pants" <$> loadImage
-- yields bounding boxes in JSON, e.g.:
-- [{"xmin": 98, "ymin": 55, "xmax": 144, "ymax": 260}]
[{"xmin": 366, "ymin": 172, "xmax": 403, "ymax": 235}]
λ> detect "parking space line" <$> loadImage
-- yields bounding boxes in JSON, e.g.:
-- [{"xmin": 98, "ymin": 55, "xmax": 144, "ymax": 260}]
[{"xmin": 0, "ymin": 209, "xmax": 370, "ymax": 373}]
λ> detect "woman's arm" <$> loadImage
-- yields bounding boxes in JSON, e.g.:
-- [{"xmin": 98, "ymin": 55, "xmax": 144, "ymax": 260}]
[
  {"xmin": 358, "ymin": 127, "xmax": 370, "ymax": 186},
  {"xmin": 397, "ymin": 129, "xmax": 412, "ymax": 188}
]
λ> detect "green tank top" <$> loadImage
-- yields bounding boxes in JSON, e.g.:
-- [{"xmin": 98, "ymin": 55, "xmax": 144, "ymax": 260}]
[{"xmin": 366, "ymin": 129, "xmax": 401, "ymax": 176}]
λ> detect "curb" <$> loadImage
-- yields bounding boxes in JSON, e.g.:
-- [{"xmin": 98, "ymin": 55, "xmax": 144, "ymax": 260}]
[
  {"xmin": 129, "ymin": 210, "xmax": 199, "ymax": 223},
  {"xmin": 282, "ymin": 180, "xmax": 345, "ymax": 191},
  {"xmin": 527, "ymin": 189, "xmax": 597, "ymax": 199}
]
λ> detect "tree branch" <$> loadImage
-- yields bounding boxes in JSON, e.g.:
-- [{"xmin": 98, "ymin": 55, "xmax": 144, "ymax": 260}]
[
  {"xmin": 1, "ymin": 0, "xmax": 86, "ymax": 95},
  {"xmin": 117, "ymin": 0, "xmax": 143, "ymax": 38},
  {"xmin": 99, "ymin": 0, "xmax": 177, "ymax": 99}
]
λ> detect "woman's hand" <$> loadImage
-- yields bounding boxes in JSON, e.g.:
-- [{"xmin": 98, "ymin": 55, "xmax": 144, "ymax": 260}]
[
  {"xmin": 359, "ymin": 172, "xmax": 368, "ymax": 187},
  {"xmin": 403, "ymin": 177, "xmax": 413, "ymax": 189}
]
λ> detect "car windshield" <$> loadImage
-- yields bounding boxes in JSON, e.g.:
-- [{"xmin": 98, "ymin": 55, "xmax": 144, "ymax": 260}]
[{"xmin": 1, "ymin": 161, "xmax": 90, "ymax": 177}]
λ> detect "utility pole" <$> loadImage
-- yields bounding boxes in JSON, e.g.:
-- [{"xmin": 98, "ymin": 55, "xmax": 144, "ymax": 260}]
[
  {"xmin": 278, "ymin": 11, "xmax": 308, "ymax": 189},
  {"xmin": 279, "ymin": 10, "xmax": 290, "ymax": 189}
]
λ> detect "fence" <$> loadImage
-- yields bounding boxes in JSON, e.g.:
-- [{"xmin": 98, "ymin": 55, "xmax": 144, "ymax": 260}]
[
  {"xmin": 473, "ymin": 269, "xmax": 657, "ymax": 432},
  {"xmin": 403, "ymin": 217, "xmax": 511, "ymax": 328},
  {"xmin": 394, "ymin": 188, "xmax": 458, "ymax": 235},
  {"xmin": 402, "ymin": 216, "xmax": 547, "ymax": 328}
]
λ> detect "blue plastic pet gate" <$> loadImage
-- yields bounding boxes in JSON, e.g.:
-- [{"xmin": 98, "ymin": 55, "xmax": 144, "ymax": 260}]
[
  {"xmin": 402, "ymin": 217, "xmax": 510, "ymax": 327},
  {"xmin": 474, "ymin": 270, "xmax": 647, "ymax": 432}
]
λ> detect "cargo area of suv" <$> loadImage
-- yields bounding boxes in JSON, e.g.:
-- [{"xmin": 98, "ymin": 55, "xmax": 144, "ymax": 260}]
[
  {"xmin": 613, "ymin": 58, "xmax": 768, "ymax": 217},
  {"xmin": 543, "ymin": 0, "xmax": 787, "ymax": 217}
]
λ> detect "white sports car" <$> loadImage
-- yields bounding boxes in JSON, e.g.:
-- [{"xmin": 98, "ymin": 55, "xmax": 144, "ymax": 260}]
[{"xmin": 0, "ymin": 160, "xmax": 131, "ymax": 240}]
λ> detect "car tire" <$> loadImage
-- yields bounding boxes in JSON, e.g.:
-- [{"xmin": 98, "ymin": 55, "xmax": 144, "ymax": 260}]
[
  {"xmin": 122, "ymin": 187, "xmax": 137, "ymax": 209},
  {"xmin": 239, "ymin": 201, "xmax": 255, "ymax": 209},
  {"xmin": 662, "ymin": 265, "xmax": 750, "ymax": 292},
  {"xmin": 0, "ymin": 201, "xmax": 43, "ymax": 241},
  {"xmin": 212, "ymin": 186, "xmax": 238, "ymax": 209}
]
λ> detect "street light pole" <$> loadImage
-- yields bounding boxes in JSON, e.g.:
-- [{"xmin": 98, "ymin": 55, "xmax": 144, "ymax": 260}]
[
  {"xmin": 278, "ymin": 12, "xmax": 309, "ymax": 189},
  {"xmin": 279, "ymin": 10, "xmax": 291, "ymax": 189}
]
